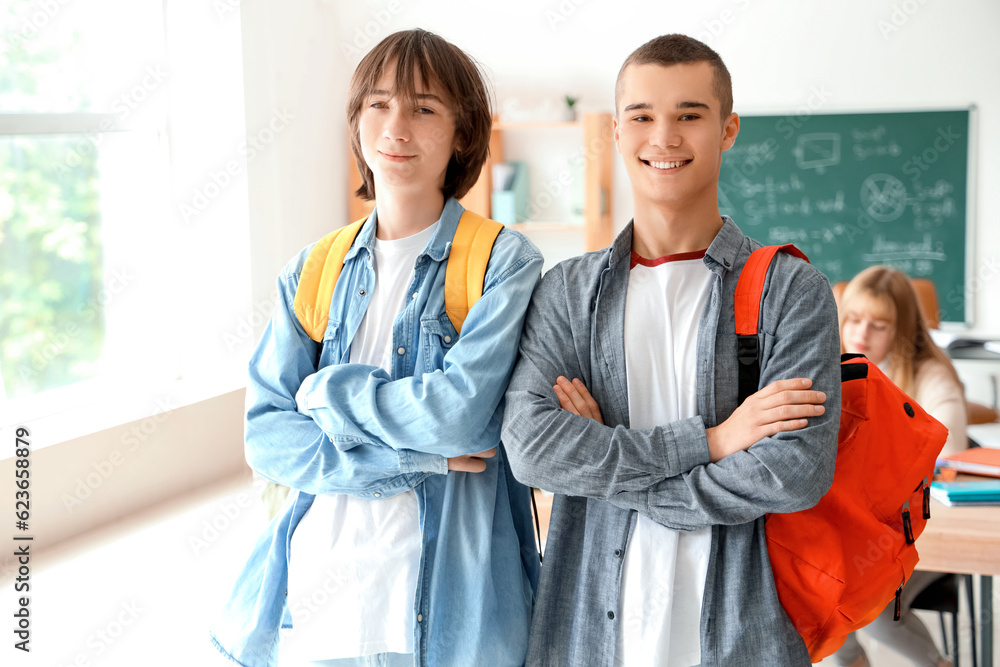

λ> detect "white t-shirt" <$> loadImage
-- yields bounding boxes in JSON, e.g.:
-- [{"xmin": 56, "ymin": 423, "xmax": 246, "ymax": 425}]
[
  {"xmin": 614, "ymin": 249, "xmax": 715, "ymax": 667},
  {"xmin": 283, "ymin": 222, "xmax": 437, "ymax": 662}
]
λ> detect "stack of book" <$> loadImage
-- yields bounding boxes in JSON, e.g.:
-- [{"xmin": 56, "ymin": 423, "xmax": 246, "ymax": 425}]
[
  {"xmin": 929, "ymin": 479, "xmax": 1000, "ymax": 506},
  {"xmin": 932, "ymin": 447, "xmax": 1000, "ymax": 506}
]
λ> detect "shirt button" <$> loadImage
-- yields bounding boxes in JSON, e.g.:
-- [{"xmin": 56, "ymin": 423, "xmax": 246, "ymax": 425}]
[
  {"xmin": 397, "ymin": 347, "xmax": 406, "ymax": 355},
  {"xmin": 417, "ymin": 614, "xmax": 423, "ymax": 622},
  {"xmin": 614, "ymin": 549, "xmax": 622, "ymax": 557},
  {"xmin": 411, "ymin": 292, "xmax": 418, "ymax": 299},
  {"xmin": 359, "ymin": 289, "xmax": 366, "ymax": 296},
  {"xmin": 443, "ymin": 335, "xmax": 451, "ymax": 344},
  {"xmin": 373, "ymin": 492, "xmax": 381, "ymax": 497},
  {"xmin": 607, "ymin": 611, "xmax": 615, "ymax": 620}
]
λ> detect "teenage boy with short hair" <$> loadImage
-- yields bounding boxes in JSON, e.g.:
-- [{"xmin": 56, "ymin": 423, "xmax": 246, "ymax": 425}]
[
  {"xmin": 503, "ymin": 34, "xmax": 841, "ymax": 666},
  {"xmin": 213, "ymin": 29, "xmax": 541, "ymax": 667}
]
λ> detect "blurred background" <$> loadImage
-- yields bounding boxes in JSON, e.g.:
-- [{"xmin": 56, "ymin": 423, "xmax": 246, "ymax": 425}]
[{"xmin": 0, "ymin": 0, "xmax": 998, "ymax": 664}]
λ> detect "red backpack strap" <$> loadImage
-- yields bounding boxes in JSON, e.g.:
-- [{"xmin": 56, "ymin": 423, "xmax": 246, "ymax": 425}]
[{"xmin": 733, "ymin": 244, "xmax": 809, "ymax": 404}]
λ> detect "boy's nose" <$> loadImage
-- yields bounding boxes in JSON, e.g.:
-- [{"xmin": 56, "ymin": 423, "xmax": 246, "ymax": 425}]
[
  {"xmin": 383, "ymin": 109, "xmax": 410, "ymax": 142},
  {"xmin": 650, "ymin": 122, "xmax": 681, "ymax": 148}
]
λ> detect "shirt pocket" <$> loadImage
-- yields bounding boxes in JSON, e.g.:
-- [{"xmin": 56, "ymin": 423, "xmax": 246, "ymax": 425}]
[{"xmin": 420, "ymin": 315, "xmax": 458, "ymax": 374}]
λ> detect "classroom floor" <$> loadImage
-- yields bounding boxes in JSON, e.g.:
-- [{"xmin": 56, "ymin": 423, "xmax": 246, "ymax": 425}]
[
  {"xmin": 3, "ymin": 477, "xmax": 993, "ymax": 667},
  {"xmin": 3, "ymin": 474, "xmax": 259, "ymax": 667}
]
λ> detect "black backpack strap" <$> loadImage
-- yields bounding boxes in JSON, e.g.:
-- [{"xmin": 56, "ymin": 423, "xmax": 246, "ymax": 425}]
[{"xmin": 737, "ymin": 335, "xmax": 760, "ymax": 406}]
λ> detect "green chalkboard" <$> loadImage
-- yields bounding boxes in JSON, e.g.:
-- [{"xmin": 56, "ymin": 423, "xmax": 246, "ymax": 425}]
[{"xmin": 718, "ymin": 109, "xmax": 970, "ymax": 323}]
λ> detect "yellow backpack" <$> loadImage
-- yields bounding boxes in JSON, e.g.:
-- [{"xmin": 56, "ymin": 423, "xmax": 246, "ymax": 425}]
[
  {"xmin": 293, "ymin": 210, "xmax": 504, "ymax": 341},
  {"xmin": 261, "ymin": 210, "xmax": 504, "ymax": 518}
]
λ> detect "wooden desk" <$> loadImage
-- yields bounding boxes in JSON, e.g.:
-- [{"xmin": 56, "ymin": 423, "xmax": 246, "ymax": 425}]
[{"xmin": 919, "ymin": 499, "xmax": 1000, "ymax": 666}]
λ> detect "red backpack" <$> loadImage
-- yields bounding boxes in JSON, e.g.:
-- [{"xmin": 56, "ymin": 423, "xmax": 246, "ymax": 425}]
[{"xmin": 734, "ymin": 245, "xmax": 948, "ymax": 662}]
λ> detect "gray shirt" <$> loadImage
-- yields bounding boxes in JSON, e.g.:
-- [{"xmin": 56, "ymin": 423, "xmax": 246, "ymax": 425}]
[{"xmin": 502, "ymin": 217, "xmax": 842, "ymax": 666}]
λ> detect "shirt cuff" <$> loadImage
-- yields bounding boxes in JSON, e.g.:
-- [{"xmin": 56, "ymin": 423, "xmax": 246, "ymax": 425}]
[
  {"xmin": 399, "ymin": 449, "xmax": 448, "ymax": 476},
  {"xmin": 666, "ymin": 416, "xmax": 712, "ymax": 474}
]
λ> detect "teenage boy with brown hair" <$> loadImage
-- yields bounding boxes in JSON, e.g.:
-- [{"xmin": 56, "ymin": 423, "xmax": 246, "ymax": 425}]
[
  {"xmin": 503, "ymin": 34, "xmax": 841, "ymax": 666},
  {"xmin": 213, "ymin": 29, "xmax": 541, "ymax": 667}
]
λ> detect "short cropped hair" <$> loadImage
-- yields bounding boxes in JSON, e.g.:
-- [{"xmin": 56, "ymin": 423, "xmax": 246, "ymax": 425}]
[
  {"xmin": 347, "ymin": 29, "xmax": 492, "ymax": 202},
  {"xmin": 614, "ymin": 34, "xmax": 733, "ymax": 120}
]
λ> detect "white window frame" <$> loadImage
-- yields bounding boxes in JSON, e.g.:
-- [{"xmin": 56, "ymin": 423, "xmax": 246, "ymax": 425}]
[{"xmin": 0, "ymin": 2, "xmax": 254, "ymax": 449}]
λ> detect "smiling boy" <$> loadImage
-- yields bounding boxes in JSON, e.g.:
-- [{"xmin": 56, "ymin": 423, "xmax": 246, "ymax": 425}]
[
  {"xmin": 503, "ymin": 34, "xmax": 842, "ymax": 665},
  {"xmin": 213, "ymin": 30, "xmax": 541, "ymax": 667}
]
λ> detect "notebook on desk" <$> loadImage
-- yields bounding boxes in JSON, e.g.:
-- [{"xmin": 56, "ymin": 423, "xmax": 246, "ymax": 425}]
[
  {"xmin": 930, "ymin": 479, "xmax": 1000, "ymax": 506},
  {"xmin": 937, "ymin": 446, "xmax": 1000, "ymax": 477}
]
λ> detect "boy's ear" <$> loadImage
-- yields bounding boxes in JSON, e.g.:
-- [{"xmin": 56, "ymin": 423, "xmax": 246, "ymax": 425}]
[
  {"xmin": 721, "ymin": 112, "xmax": 740, "ymax": 151},
  {"xmin": 613, "ymin": 116, "xmax": 622, "ymax": 154}
]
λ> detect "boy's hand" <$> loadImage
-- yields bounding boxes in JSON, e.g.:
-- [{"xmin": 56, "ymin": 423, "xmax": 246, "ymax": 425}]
[
  {"xmin": 447, "ymin": 448, "xmax": 497, "ymax": 473},
  {"xmin": 553, "ymin": 376, "xmax": 604, "ymax": 425},
  {"xmin": 706, "ymin": 378, "xmax": 826, "ymax": 462}
]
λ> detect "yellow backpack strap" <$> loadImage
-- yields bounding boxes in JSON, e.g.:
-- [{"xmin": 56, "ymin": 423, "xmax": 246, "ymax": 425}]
[
  {"xmin": 293, "ymin": 217, "xmax": 367, "ymax": 342},
  {"xmin": 445, "ymin": 210, "xmax": 504, "ymax": 335}
]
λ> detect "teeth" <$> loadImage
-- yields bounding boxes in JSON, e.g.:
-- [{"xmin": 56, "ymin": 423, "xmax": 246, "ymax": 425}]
[{"xmin": 648, "ymin": 159, "xmax": 686, "ymax": 169}]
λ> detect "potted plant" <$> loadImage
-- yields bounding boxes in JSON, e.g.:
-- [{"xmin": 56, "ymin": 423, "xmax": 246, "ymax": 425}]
[{"xmin": 563, "ymin": 95, "xmax": 579, "ymax": 122}]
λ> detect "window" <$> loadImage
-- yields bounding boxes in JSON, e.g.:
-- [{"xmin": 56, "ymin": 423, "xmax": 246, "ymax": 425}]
[{"xmin": 1, "ymin": 0, "xmax": 252, "ymax": 445}]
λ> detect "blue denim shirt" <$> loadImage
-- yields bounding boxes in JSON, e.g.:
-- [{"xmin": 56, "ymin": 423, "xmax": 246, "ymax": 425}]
[
  {"xmin": 212, "ymin": 198, "xmax": 543, "ymax": 667},
  {"xmin": 503, "ymin": 218, "xmax": 842, "ymax": 666}
]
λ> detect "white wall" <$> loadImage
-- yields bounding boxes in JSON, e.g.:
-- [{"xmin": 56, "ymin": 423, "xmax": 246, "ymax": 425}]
[{"xmin": 242, "ymin": 0, "xmax": 1000, "ymax": 336}]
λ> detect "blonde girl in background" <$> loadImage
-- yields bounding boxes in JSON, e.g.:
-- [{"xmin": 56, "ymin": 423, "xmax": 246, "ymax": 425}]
[{"xmin": 834, "ymin": 265, "xmax": 967, "ymax": 667}]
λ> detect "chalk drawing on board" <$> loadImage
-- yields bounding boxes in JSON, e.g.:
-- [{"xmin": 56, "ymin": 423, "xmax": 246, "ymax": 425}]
[
  {"xmin": 794, "ymin": 133, "xmax": 841, "ymax": 173},
  {"xmin": 860, "ymin": 233, "xmax": 946, "ymax": 264},
  {"xmin": 860, "ymin": 173, "xmax": 908, "ymax": 222}
]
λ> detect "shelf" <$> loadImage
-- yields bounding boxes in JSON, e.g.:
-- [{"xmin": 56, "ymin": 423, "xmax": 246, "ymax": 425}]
[
  {"xmin": 506, "ymin": 221, "xmax": 585, "ymax": 233},
  {"xmin": 493, "ymin": 120, "xmax": 582, "ymax": 131},
  {"xmin": 489, "ymin": 112, "xmax": 614, "ymax": 252}
]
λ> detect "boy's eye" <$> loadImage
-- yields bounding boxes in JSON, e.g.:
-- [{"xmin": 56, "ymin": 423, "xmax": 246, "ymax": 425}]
[
  {"xmin": 416, "ymin": 107, "xmax": 434, "ymax": 115},
  {"xmin": 370, "ymin": 101, "xmax": 388, "ymax": 109},
  {"xmin": 632, "ymin": 115, "xmax": 651, "ymax": 122},
  {"xmin": 680, "ymin": 113, "xmax": 700, "ymax": 121}
]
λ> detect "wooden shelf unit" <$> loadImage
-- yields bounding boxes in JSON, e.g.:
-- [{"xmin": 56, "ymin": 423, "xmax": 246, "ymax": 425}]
[{"xmin": 348, "ymin": 112, "xmax": 614, "ymax": 252}]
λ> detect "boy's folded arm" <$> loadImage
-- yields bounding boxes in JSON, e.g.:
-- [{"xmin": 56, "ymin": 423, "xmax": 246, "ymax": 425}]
[
  {"xmin": 503, "ymin": 265, "xmax": 712, "ymax": 498},
  {"xmin": 297, "ymin": 240, "xmax": 543, "ymax": 459},
  {"xmin": 244, "ymin": 269, "xmax": 447, "ymax": 497},
  {"xmin": 610, "ymin": 273, "xmax": 843, "ymax": 529}
]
